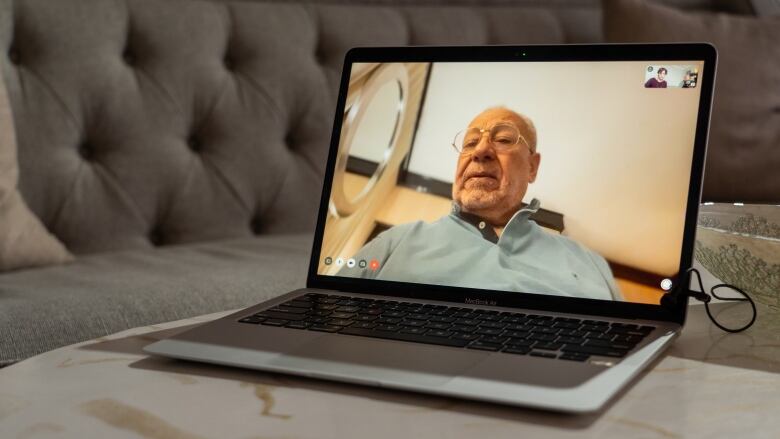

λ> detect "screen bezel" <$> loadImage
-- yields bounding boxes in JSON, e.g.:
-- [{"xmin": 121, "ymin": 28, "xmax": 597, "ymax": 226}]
[{"xmin": 306, "ymin": 44, "xmax": 717, "ymax": 325}]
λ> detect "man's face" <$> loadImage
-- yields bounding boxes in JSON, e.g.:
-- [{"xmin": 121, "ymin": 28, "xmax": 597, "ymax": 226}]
[
  {"xmin": 452, "ymin": 108, "xmax": 540, "ymax": 225},
  {"xmin": 657, "ymin": 70, "xmax": 666, "ymax": 81}
]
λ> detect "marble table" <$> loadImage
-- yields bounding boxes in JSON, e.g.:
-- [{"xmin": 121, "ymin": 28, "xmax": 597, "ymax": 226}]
[{"xmin": 1, "ymin": 301, "xmax": 778, "ymax": 439}]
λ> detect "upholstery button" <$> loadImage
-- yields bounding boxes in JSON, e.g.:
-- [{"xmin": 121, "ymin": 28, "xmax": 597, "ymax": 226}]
[
  {"xmin": 8, "ymin": 48, "xmax": 20, "ymax": 65},
  {"xmin": 223, "ymin": 55, "xmax": 235, "ymax": 71},
  {"xmin": 78, "ymin": 143, "xmax": 94, "ymax": 160},
  {"xmin": 122, "ymin": 49, "xmax": 135, "ymax": 65},
  {"xmin": 188, "ymin": 136, "xmax": 201, "ymax": 152},
  {"xmin": 149, "ymin": 228, "xmax": 164, "ymax": 246},
  {"xmin": 250, "ymin": 217, "xmax": 262, "ymax": 234},
  {"xmin": 478, "ymin": 221, "xmax": 486, "ymax": 230}
]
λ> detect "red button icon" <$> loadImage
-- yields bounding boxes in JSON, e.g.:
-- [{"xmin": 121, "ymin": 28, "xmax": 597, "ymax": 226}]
[{"xmin": 369, "ymin": 259, "xmax": 380, "ymax": 271}]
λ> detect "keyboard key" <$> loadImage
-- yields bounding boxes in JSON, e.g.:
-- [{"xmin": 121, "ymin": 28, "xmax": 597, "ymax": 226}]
[
  {"xmin": 584, "ymin": 339, "xmax": 634, "ymax": 350},
  {"xmin": 285, "ymin": 321, "xmax": 310, "ymax": 329},
  {"xmin": 503, "ymin": 346, "xmax": 531, "ymax": 355},
  {"xmin": 336, "ymin": 306, "xmax": 360, "ymax": 313},
  {"xmin": 455, "ymin": 319, "xmax": 481, "ymax": 326},
  {"xmin": 561, "ymin": 344, "xmax": 628, "ymax": 358},
  {"xmin": 476, "ymin": 328, "xmax": 503, "ymax": 336},
  {"xmin": 614, "ymin": 335, "xmax": 643, "ymax": 344},
  {"xmin": 479, "ymin": 321, "xmax": 507, "ymax": 329},
  {"xmin": 271, "ymin": 306, "xmax": 308, "ymax": 315},
  {"xmin": 238, "ymin": 316, "xmax": 265, "ymax": 324},
  {"xmin": 425, "ymin": 322, "xmax": 451, "ymax": 330},
  {"xmin": 557, "ymin": 336, "xmax": 586, "ymax": 345},
  {"xmin": 638, "ymin": 325, "xmax": 656, "ymax": 334},
  {"xmin": 531, "ymin": 327, "xmax": 560, "ymax": 335},
  {"xmin": 581, "ymin": 325, "xmax": 606, "ymax": 333},
  {"xmin": 583, "ymin": 319, "xmax": 609, "ymax": 326},
  {"xmin": 480, "ymin": 336, "xmax": 509, "ymax": 345},
  {"xmin": 585, "ymin": 333, "xmax": 614, "ymax": 341},
  {"xmin": 284, "ymin": 300, "xmax": 313, "ymax": 308},
  {"xmin": 505, "ymin": 324, "xmax": 534, "ymax": 332},
  {"xmin": 401, "ymin": 320, "xmax": 427, "ymax": 327},
  {"xmin": 427, "ymin": 330, "xmax": 454, "ymax": 338},
  {"xmin": 559, "ymin": 330, "xmax": 588, "ymax": 338},
  {"xmin": 362, "ymin": 308, "xmax": 384, "ymax": 316},
  {"xmin": 314, "ymin": 304, "xmax": 338, "ymax": 311},
  {"xmin": 353, "ymin": 322, "xmax": 377, "ymax": 329},
  {"xmin": 339, "ymin": 327, "xmax": 469, "ymax": 348},
  {"xmin": 330, "ymin": 312, "xmax": 356, "ymax": 319},
  {"xmin": 502, "ymin": 330, "xmax": 530, "ymax": 339},
  {"xmin": 376, "ymin": 324, "xmax": 402, "ymax": 332},
  {"xmin": 407, "ymin": 313, "xmax": 432, "ymax": 320},
  {"xmin": 327, "ymin": 319, "xmax": 354, "ymax": 327},
  {"xmin": 450, "ymin": 324, "xmax": 478, "ymax": 332},
  {"xmin": 478, "ymin": 315, "xmax": 504, "ymax": 322},
  {"xmin": 527, "ymin": 334, "xmax": 557, "ymax": 342},
  {"xmin": 355, "ymin": 315, "xmax": 378, "ymax": 322},
  {"xmin": 261, "ymin": 319, "xmax": 289, "ymax": 327},
  {"xmin": 533, "ymin": 342, "xmax": 563, "ymax": 351},
  {"xmin": 256, "ymin": 311, "xmax": 308, "ymax": 321},
  {"xmin": 383, "ymin": 311, "xmax": 407, "ymax": 318},
  {"xmin": 611, "ymin": 323, "xmax": 639, "ymax": 330},
  {"xmin": 560, "ymin": 353, "xmax": 590, "ymax": 362},
  {"xmin": 506, "ymin": 339, "xmax": 534, "ymax": 348},
  {"xmin": 401, "ymin": 327, "xmax": 428, "ymax": 335},
  {"xmin": 467, "ymin": 341, "xmax": 502, "ymax": 352},
  {"xmin": 311, "ymin": 310, "xmax": 332, "ymax": 317},
  {"xmin": 429, "ymin": 316, "xmax": 456, "ymax": 323},
  {"xmin": 377, "ymin": 317, "xmax": 402, "ymax": 324},
  {"xmin": 452, "ymin": 333, "xmax": 480, "ymax": 341},
  {"xmin": 309, "ymin": 324, "xmax": 342, "ymax": 333},
  {"xmin": 529, "ymin": 351, "xmax": 557, "ymax": 358}
]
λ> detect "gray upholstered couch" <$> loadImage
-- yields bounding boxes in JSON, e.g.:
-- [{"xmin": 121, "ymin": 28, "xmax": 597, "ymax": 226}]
[{"xmin": 0, "ymin": 0, "xmax": 765, "ymax": 366}]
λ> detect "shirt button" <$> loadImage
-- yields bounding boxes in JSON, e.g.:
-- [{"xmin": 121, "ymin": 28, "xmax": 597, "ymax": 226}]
[{"xmin": 478, "ymin": 221, "xmax": 486, "ymax": 230}]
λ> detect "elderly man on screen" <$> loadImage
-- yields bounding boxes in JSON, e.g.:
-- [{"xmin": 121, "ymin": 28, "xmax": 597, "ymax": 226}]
[{"xmin": 339, "ymin": 107, "xmax": 621, "ymax": 301}]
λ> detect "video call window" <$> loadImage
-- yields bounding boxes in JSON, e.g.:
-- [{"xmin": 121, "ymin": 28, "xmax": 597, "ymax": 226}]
[
  {"xmin": 644, "ymin": 64, "xmax": 699, "ymax": 88},
  {"xmin": 320, "ymin": 61, "xmax": 705, "ymax": 306}
]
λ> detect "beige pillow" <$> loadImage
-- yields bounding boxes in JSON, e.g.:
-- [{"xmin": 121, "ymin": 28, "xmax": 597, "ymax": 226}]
[
  {"xmin": 603, "ymin": 0, "xmax": 780, "ymax": 204},
  {"xmin": 0, "ymin": 69, "xmax": 73, "ymax": 271}
]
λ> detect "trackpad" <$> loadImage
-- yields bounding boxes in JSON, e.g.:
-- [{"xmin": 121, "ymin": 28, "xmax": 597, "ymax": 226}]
[{"xmin": 269, "ymin": 335, "xmax": 487, "ymax": 387}]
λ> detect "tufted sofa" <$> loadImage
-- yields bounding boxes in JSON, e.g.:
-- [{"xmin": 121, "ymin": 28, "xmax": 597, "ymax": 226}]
[{"xmin": 0, "ymin": 0, "xmax": 762, "ymax": 365}]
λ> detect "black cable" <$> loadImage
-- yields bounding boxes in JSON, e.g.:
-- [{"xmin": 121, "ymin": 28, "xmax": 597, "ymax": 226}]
[{"xmin": 670, "ymin": 267, "xmax": 757, "ymax": 333}]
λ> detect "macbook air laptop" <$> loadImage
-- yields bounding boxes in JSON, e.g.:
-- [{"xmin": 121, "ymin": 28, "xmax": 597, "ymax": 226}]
[{"xmin": 145, "ymin": 43, "xmax": 716, "ymax": 413}]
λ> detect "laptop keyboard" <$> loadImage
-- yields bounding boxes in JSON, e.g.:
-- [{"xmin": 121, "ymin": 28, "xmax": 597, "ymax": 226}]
[{"xmin": 237, "ymin": 293, "xmax": 656, "ymax": 362}]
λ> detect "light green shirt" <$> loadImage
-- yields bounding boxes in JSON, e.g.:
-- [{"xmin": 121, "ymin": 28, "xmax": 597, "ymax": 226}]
[{"xmin": 338, "ymin": 199, "xmax": 621, "ymax": 301}]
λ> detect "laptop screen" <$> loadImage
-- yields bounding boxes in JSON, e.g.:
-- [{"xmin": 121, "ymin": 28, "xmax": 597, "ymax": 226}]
[{"xmin": 317, "ymin": 60, "xmax": 705, "ymax": 306}]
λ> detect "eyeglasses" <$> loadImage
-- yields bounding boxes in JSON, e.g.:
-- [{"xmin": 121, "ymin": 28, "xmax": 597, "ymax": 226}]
[{"xmin": 452, "ymin": 123, "xmax": 532, "ymax": 155}]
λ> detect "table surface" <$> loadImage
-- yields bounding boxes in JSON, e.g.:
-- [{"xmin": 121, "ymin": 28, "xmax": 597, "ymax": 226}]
[{"xmin": 1, "ymin": 301, "xmax": 778, "ymax": 439}]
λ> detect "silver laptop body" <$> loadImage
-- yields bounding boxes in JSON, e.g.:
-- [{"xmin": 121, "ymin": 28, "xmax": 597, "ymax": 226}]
[{"xmin": 146, "ymin": 43, "xmax": 717, "ymax": 413}]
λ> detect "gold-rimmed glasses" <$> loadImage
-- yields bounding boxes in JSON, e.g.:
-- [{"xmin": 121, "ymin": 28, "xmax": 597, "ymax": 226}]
[{"xmin": 452, "ymin": 123, "xmax": 532, "ymax": 155}]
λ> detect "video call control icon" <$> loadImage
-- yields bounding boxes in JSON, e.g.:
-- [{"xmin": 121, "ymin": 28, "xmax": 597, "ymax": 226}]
[
  {"xmin": 324, "ymin": 257, "xmax": 333, "ymax": 265},
  {"xmin": 358, "ymin": 260, "xmax": 367, "ymax": 269},
  {"xmin": 347, "ymin": 258, "xmax": 356, "ymax": 268},
  {"xmin": 335, "ymin": 257, "xmax": 345, "ymax": 267}
]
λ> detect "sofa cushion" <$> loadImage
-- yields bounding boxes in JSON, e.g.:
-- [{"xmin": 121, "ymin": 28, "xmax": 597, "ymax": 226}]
[
  {"xmin": 0, "ymin": 233, "xmax": 311, "ymax": 366},
  {"xmin": 0, "ymin": 0, "xmax": 580, "ymax": 256},
  {"xmin": 604, "ymin": 0, "xmax": 780, "ymax": 203},
  {"xmin": 0, "ymin": 59, "xmax": 72, "ymax": 271}
]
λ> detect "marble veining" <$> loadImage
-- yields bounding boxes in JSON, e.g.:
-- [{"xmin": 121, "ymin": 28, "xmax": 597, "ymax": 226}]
[{"xmin": 0, "ymin": 307, "xmax": 778, "ymax": 438}]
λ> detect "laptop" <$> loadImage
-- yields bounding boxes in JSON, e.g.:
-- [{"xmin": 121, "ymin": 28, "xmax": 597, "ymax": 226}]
[{"xmin": 145, "ymin": 43, "xmax": 716, "ymax": 413}]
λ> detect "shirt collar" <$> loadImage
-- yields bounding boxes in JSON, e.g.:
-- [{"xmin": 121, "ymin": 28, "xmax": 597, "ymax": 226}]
[{"xmin": 450, "ymin": 198, "xmax": 541, "ymax": 244}]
